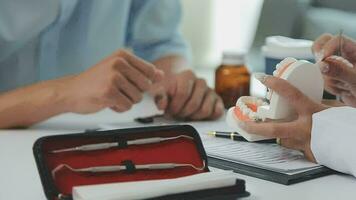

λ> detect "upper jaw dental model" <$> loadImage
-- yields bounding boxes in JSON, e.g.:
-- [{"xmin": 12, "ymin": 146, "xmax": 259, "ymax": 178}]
[{"xmin": 226, "ymin": 57, "xmax": 324, "ymax": 142}]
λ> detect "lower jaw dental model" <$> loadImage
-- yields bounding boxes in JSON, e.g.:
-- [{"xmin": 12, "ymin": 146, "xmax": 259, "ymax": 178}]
[{"xmin": 226, "ymin": 57, "xmax": 324, "ymax": 142}]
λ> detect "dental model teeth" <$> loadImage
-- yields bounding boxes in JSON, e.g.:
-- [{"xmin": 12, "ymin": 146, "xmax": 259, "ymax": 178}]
[
  {"xmin": 248, "ymin": 112, "xmax": 258, "ymax": 121},
  {"xmin": 233, "ymin": 58, "xmax": 298, "ymax": 122},
  {"xmin": 233, "ymin": 96, "xmax": 267, "ymax": 121}
]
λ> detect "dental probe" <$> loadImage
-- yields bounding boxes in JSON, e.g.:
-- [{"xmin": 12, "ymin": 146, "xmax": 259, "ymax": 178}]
[
  {"xmin": 338, "ymin": 29, "xmax": 343, "ymax": 57},
  {"xmin": 336, "ymin": 29, "xmax": 344, "ymax": 101},
  {"xmin": 51, "ymin": 135, "xmax": 194, "ymax": 153},
  {"xmin": 51, "ymin": 161, "xmax": 206, "ymax": 179}
]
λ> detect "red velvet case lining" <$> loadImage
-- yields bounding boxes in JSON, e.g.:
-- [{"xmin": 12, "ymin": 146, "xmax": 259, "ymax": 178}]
[{"xmin": 42, "ymin": 130, "xmax": 207, "ymax": 195}]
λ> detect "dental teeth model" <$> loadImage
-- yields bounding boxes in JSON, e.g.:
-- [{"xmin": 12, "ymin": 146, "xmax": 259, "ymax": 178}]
[{"xmin": 226, "ymin": 57, "xmax": 324, "ymax": 142}]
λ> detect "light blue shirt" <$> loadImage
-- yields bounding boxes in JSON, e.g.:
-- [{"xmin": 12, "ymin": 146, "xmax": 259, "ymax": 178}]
[{"xmin": 0, "ymin": 0, "xmax": 188, "ymax": 92}]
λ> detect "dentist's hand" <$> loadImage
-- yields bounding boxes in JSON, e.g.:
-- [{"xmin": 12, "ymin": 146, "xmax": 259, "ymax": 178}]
[
  {"xmin": 238, "ymin": 74, "xmax": 328, "ymax": 162},
  {"xmin": 312, "ymin": 33, "xmax": 356, "ymax": 64},
  {"xmin": 65, "ymin": 49, "xmax": 164, "ymax": 114},
  {"xmin": 150, "ymin": 70, "xmax": 224, "ymax": 120},
  {"xmin": 318, "ymin": 56, "xmax": 356, "ymax": 107},
  {"xmin": 312, "ymin": 33, "xmax": 356, "ymax": 107}
]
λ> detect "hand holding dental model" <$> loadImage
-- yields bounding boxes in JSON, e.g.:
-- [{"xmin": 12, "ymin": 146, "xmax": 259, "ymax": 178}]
[
  {"xmin": 227, "ymin": 58, "xmax": 324, "ymax": 142},
  {"xmin": 235, "ymin": 73, "xmax": 328, "ymax": 162},
  {"xmin": 313, "ymin": 33, "xmax": 356, "ymax": 107},
  {"xmin": 227, "ymin": 34, "xmax": 356, "ymax": 177}
]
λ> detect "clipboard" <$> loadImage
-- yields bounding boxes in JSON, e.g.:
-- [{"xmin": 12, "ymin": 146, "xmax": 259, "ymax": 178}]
[{"xmin": 208, "ymin": 156, "xmax": 335, "ymax": 185}]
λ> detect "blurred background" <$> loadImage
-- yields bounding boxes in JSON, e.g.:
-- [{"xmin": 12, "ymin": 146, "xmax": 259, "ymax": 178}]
[
  {"xmin": 180, "ymin": 0, "xmax": 356, "ymax": 74},
  {"xmin": 125, "ymin": 0, "xmax": 356, "ymax": 116}
]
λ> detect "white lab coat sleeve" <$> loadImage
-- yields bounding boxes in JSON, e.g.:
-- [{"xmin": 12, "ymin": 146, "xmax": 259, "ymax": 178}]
[
  {"xmin": 0, "ymin": 0, "xmax": 60, "ymax": 61},
  {"xmin": 311, "ymin": 106, "xmax": 356, "ymax": 177}
]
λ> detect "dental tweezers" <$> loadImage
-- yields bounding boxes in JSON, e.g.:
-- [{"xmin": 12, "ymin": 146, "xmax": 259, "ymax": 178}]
[{"xmin": 51, "ymin": 135, "xmax": 194, "ymax": 153}]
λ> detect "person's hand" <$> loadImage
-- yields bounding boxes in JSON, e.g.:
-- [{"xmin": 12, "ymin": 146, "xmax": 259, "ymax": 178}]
[
  {"xmin": 64, "ymin": 49, "xmax": 164, "ymax": 114},
  {"xmin": 318, "ymin": 56, "xmax": 356, "ymax": 106},
  {"xmin": 312, "ymin": 33, "xmax": 356, "ymax": 64},
  {"xmin": 150, "ymin": 70, "xmax": 224, "ymax": 120},
  {"xmin": 312, "ymin": 33, "xmax": 356, "ymax": 107},
  {"xmin": 238, "ymin": 74, "xmax": 328, "ymax": 162}
]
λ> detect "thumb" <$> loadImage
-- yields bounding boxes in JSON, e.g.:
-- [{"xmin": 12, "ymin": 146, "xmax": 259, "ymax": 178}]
[{"xmin": 254, "ymin": 73, "xmax": 325, "ymax": 114}]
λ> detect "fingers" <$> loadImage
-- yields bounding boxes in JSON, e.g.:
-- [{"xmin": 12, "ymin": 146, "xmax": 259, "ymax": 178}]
[
  {"xmin": 313, "ymin": 34, "xmax": 356, "ymax": 62},
  {"xmin": 75, "ymin": 49, "xmax": 164, "ymax": 114},
  {"xmin": 324, "ymin": 83, "xmax": 348, "ymax": 96},
  {"xmin": 155, "ymin": 93, "xmax": 169, "ymax": 110},
  {"xmin": 109, "ymin": 54, "xmax": 166, "ymax": 110},
  {"xmin": 323, "ymin": 77, "xmax": 349, "ymax": 95},
  {"xmin": 150, "ymin": 85, "xmax": 169, "ymax": 111},
  {"xmin": 105, "ymin": 58, "xmax": 149, "ymax": 112},
  {"xmin": 103, "ymin": 74, "xmax": 138, "ymax": 112},
  {"xmin": 179, "ymin": 78, "xmax": 207, "ymax": 117},
  {"xmin": 113, "ymin": 58, "xmax": 152, "ymax": 91},
  {"xmin": 255, "ymin": 74, "xmax": 321, "ymax": 114},
  {"xmin": 319, "ymin": 56, "xmax": 355, "ymax": 83},
  {"xmin": 316, "ymin": 35, "xmax": 340, "ymax": 60},
  {"xmin": 210, "ymin": 96, "xmax": 224, "ymax": 120},
  {"xmin": 106, "ymin": 88, "xmax": 133, "ymax": 112},
  {"xmin": 115, "ymin": 73, "xmax": 143, "ymax": 103},
  {"xmin": 341, "ymin": 92, "xmax": 356, "ymax": 107},
  {"xmin": 167, "ymin": 71, "xmax": 196, "ymax": 115},
  {"xmin": 159, "ymin": 70, "xmax": 224, "ymax": 120},
  {"xmin": 331, "ymin": 80, "xmax": 350, "ymax": 90},
  {"xmin": 312, "ymin": 33, "xmax": 333, "ymax": 62},
  {"xmin": 114, "ymin": 50, "xmax": 163, "ymax": 82},
  {"xmin": 153, "ymin": 70, "xmax": 165, "ymax": 83},
  {"xmin": 189, "ymin": 89, "xmax": 217, "ymax": 120}
]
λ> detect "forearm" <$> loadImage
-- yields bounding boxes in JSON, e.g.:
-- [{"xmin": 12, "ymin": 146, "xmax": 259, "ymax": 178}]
[
  {"xmin": 0, "ymin": 76, "xmax": 73, "ymax": 128},
  {"xmin": 153, "ymin": 55, "xmax": 189, "ymax": 76}
]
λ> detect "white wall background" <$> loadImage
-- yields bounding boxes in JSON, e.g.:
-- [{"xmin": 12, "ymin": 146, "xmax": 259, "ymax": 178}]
[{"xmin": 181, "ymin": 0, "xmax": 263, "ymax": 68}]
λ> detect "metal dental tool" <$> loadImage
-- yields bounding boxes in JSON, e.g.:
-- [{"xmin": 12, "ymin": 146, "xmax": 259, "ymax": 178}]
[
  {"xmin": 51, "ymin": 161, "xmax": 206, "ymax": 179},
  {"xmin": 336, "ymin": 29, "xmax": 344, "ymax": 101},
  {"xmin": 338, "ymin": 29, "xmax": 344, "ymax": 57},
  {"xmin": 51, "ymin": 135, "xmax": 194, "ymax": 153}
]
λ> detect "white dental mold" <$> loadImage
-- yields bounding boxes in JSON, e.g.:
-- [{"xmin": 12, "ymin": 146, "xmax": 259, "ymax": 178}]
[{"xmin": 226, "ymin": 57, "xmax": 324, "ymax": 142}]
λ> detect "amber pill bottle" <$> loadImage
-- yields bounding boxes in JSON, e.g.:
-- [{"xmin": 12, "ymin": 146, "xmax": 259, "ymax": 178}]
[{"xmin": 215, "ymin": 51, "xmax": 250, "ymax": 108}]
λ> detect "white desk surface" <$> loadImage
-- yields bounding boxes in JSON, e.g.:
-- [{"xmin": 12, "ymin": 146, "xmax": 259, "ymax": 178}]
[{"xmin": 0, "ymin": 97, "xmax": 355, "ymax": 200}]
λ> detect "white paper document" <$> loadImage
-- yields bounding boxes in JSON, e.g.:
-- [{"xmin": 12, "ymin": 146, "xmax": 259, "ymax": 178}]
[
  {"xmin": 72, "ymin": 171, "xmax": 238, "ymax": 200},
  {"xmin": 201, "ymin": 134, "xmax": 321, "ymax": 174}
]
